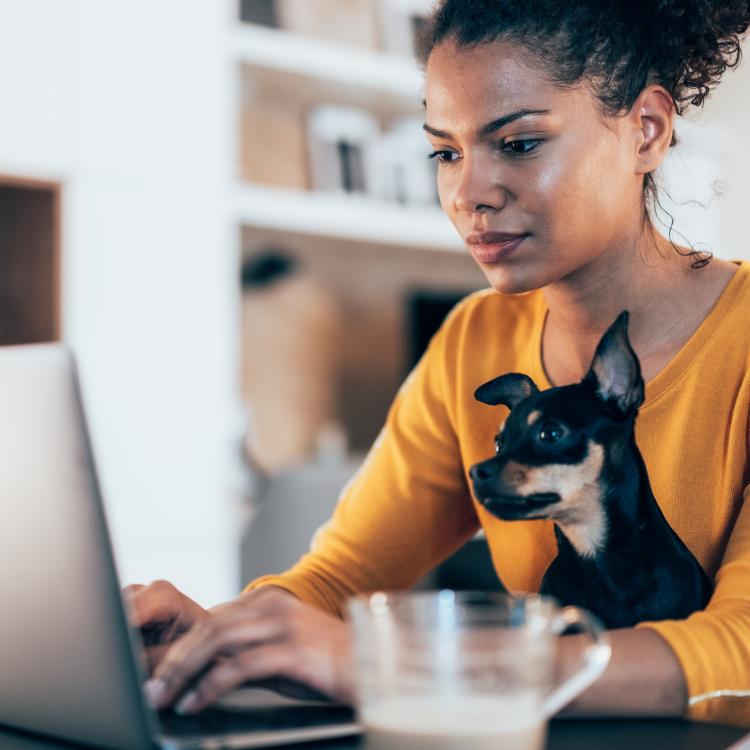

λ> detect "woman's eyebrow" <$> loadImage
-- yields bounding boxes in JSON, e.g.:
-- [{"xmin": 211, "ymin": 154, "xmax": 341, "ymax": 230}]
[{"xmin": 423, "ymin": 108, "xmax": 552, "ymax": 139}]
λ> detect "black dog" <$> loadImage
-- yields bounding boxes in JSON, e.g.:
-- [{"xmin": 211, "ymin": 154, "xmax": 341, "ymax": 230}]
[{"xmin": 469, "ymin": 312, "xmax": 711, "ymax": 628}]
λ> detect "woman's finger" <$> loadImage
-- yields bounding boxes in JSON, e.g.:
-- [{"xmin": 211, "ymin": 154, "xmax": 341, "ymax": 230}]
[
  {"xmin": 173, "ymin": 644, "xmax": 308, "ymax": 715},
  {"xmin": 143, "ymin": 643, "xmax": 171, "ymax": 675},
  {"xmin": 122, "ymin": 583, "xmax": 145, "ymax": 597},
  {"xmin": 146, "ymin": 614, "xmax": 284, "ymax": 709},
  {"xmin": 181, "ymin": 629, "xmax": 353, "ymax": 713},
  {"xmin": 121, "ymin": 584, "xmax": 145, "ymax": 625},
  {"xmin": 126, "ymin": 580, "xmax": 184, "ymax": 629}
]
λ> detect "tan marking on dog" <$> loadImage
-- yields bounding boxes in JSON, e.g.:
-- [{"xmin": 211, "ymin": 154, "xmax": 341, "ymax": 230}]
[
  {"xmin": 502, "ymin": 460, "xmax": 528, "ymax": 484},
  {"xmin": 527, "ymin": 410, "xmax": 542, "ymax": 426},
  {"xmin": 515, "ymin": 441, "xmax": 607, "ymax": 559}
]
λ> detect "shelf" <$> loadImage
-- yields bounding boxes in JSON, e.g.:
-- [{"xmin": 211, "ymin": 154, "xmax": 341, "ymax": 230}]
[
  {"xmin": 234, "ymin": 184, "xmax": 463, "ymax": 253},
  {"xmin": 231, "ymin": 23, "xmax": 456, "ymax": 252},
  {"xmin": 233, "ymin": 23, "xmax": 424, "ymax": 116}
]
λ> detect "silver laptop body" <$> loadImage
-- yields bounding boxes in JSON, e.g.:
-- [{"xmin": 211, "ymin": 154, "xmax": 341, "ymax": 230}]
[{"xmin": 0, "ymin": 343, "xmax": 360, "ymax": 749}]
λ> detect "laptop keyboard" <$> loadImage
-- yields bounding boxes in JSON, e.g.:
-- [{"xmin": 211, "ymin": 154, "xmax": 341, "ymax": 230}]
[{"xmin": 159, "ymin": 703, "xmax": 358, "ymax": 738}]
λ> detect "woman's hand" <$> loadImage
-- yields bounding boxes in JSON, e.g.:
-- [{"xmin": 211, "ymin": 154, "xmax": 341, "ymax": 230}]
[
  {"xmin": 123, "ymin": 580, "xmax": 210, "ymax": 673},
  {"xmin": 140, "ymin": 585, "xmax": 355, "ymax": 715}
]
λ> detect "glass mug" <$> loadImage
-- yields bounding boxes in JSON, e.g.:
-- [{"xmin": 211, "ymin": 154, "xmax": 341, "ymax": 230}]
[{"xmin": 347, "ymin": 591, "xmax": 611, "ymax": 750}]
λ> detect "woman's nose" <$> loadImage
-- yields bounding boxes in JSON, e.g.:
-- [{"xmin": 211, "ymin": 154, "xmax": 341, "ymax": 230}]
[{"xmin": 452, "ymin": 156, "xmax": 508, "ymax": 215}]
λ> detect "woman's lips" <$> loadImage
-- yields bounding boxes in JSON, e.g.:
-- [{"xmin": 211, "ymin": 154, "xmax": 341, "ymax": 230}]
[{"xmin": 467, "ymin": 232, "xmax": 529, "ymax": 263}]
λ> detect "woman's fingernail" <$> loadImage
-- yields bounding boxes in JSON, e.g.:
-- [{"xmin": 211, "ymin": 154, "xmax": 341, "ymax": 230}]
[
  {"xmin": 144, "ymin": 678, "xmax": 168, "ymax": 707},
  {"xmin": 175, "ymin": 691, "xmax": 200, "ymax": 716}
]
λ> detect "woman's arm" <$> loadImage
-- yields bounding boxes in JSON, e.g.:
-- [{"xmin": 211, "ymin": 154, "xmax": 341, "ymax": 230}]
[
  {"xmin": 244, "ymin": 299, "xmax": 480, "ymax": 617},
  {"xmin": 558, "ymin": 628, "xmax": 687, "ymax": 717},
  {"xmin": 137, "ymin": 589, "xmax": 687, "ymax": 717}
]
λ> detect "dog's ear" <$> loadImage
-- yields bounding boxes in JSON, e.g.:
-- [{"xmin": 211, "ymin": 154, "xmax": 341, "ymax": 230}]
[
  {"xmin": 474, "ymin": 373, "xmax": 539, "ymax": 409},
  {"xmin": 583, "ymin": 311, "xmax": 644, "ymax": 417}
]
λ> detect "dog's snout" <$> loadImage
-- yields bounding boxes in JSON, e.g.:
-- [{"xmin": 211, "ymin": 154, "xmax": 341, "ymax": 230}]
[{"xmin": 470, "ymin": 462, "xmax": 493, "ymax": 482}]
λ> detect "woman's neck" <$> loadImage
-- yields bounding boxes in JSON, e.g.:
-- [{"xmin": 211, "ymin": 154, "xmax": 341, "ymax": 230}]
[{"xmin": 540, "ymin": 228, "xmax": 737, "ymax": 386}]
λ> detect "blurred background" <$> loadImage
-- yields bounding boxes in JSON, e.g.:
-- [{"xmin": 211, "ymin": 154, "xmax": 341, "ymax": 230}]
[{"xmin": 0, "ymin": 0, "xmax": 748, "ymax": 606}]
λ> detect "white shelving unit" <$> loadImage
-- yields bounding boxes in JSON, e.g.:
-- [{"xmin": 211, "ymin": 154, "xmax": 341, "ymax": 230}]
[
  {"xmin": 233, "ymin": 23, "xmax": 423, "ymax": 101},
  {"xmin": 234, "ymin": 183, "xmax": 461, "ymax": 252},
  {"xmin": 233, "ymin": 18, "xmax": 464, "ymax": 253},
  {"xmin": 231, "ymin": 13, "xmax": 480, "ymax": 557}
]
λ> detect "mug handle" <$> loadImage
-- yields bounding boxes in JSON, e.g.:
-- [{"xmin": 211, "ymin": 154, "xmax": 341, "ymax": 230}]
[{"xmin": 543, "ymin": 605, "xmax": 612, "ymax": 718}]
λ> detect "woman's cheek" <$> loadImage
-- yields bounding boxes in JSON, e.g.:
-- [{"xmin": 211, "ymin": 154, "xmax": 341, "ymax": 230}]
[{"xmin": 437, "ymin": 171, "xmax": 457, "ymax": 223}]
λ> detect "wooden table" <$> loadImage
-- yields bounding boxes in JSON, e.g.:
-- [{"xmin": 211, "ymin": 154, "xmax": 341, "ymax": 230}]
[{"xmin": 1, "ymin": 717, "xmax": 747, "ymax": 750}]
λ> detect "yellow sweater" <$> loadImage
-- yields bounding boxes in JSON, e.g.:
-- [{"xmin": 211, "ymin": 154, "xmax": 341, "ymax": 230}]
[{"xmin": 248, "ymin": 260, "xmax": 750, "ymax": 726}]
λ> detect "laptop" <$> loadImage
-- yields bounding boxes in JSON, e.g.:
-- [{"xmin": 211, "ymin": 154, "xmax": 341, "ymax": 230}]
[{"xmin": 0, "ymin": 343, "xmax": 361, "ymax": 749}]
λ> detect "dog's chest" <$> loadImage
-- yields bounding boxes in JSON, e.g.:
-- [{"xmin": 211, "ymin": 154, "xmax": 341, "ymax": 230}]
[{"xmin": 539, "ymin": 533, "xmax": 709, "ymax": 629}]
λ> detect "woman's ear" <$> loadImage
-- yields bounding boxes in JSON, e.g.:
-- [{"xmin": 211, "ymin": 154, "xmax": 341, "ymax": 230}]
[{"xmin": 630, "ymin": 84, "xmax": 675, "ymax": 175}]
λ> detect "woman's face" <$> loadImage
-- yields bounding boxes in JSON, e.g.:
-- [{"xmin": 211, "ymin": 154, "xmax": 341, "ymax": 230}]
[{"xmin": 424, "ymin": 39, "xmax": 648, "ymax": 295}]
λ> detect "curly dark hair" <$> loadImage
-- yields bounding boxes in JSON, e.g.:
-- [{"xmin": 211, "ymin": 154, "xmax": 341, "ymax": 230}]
[{"xmin": 416, "ymin": 0, "xmax": 750, "ymax": 268}]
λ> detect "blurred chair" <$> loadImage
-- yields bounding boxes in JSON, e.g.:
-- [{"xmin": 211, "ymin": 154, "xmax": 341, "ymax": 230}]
[
  {"xmin": 240, "ymin": 456, "xmax": 364, "ymax": 585},
  {"xmin": 241, "ymin": 456, "xmax": 504, "ymax": 594}
]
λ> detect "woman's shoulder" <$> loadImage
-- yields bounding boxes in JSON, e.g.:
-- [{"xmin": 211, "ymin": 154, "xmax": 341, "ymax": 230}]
[
  {"xmin": 727, "ymin": 259, "xmax": 750, "ymax": 304},
  {"xmin": 709, "ymin": 260, "xmax": 750, "ymax": 347},
  {"xmin": 715, "ymin": 260, "xmax": 750, "ymax": 369}
]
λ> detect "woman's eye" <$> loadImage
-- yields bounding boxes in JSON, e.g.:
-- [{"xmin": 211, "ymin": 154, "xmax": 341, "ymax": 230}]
[
  {"xmin": 427, "ymin": 150, "xmax": 459, "ymax": 164},
  {"xmin": 539, "ymin": 422, "xmax": 565, "ymax": 443},
  {"xmin": 494, "ymin": 436, "xmax": 503, "ymax": 454},
  {"xmin": 501, "ymin": 139, "xmax": 542, "ymax": 156}
]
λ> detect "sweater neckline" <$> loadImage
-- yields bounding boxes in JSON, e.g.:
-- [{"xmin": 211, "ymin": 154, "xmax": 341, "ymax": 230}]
[{"xmin": 530, "ymin": 261, "xmax": 749, "ymax": 409}]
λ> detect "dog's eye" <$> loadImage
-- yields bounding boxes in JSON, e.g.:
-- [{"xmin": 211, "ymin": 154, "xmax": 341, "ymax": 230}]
[
  {"xmin": 494, "ymin": 422, "xmax": 506, "ymax": 454},
  {"xmin": 494, "ymin": 433, "xmax": 503, "ymax": 454},
  {"xmin": 539, "ymin": 422, "xmax": 565, "ymax": 443}
]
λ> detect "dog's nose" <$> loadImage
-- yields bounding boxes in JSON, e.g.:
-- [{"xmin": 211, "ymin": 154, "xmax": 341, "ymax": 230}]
[{"xmin": 470, "ymin": 463, "xmax": 492, "ymax": 482}]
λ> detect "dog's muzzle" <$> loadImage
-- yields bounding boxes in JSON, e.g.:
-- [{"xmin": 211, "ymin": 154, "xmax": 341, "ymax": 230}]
[{"xmin": 469, "ymin": 458, "xmax": 560, "ymax": 520}]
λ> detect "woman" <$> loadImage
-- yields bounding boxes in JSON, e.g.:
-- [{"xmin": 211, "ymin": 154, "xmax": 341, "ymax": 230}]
[{"xmin": 130, "ymin": 0, "xmax": 750, "ymax": 725}]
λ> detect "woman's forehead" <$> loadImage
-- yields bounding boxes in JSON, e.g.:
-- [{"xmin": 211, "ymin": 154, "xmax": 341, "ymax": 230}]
[
  {"xmin": 426, "ymin": 39, "xmax": 556, "ymax": 96},
  {"xmin": 424, "ymin": 38, "xmax": 589, "ymax": 125}
]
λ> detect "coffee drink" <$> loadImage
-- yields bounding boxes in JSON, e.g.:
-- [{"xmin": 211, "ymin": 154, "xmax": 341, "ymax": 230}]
[{"xmin": 363, "ymin": 694, "xmax": 546, "ymax": 750}]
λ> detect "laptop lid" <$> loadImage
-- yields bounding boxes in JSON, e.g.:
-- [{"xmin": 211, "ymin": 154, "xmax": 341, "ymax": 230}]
[
  {"xmin": 0, "ymin": 343, "xmax": 361, "ymax": 750},
  {"xmin": 0, "ymin": 344, "xmax": 156, "ymax": 749}
]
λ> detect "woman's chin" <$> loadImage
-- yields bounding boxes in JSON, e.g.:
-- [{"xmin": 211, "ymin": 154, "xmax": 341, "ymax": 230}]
[{"xmin": 479, "ymin": 265, "xmax": 547, "ymax": 296}]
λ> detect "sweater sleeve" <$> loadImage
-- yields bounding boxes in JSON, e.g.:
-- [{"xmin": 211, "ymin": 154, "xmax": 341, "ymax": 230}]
[
  {"xmin": 636, "ymin": 484, "xmax": 750, "ymax": 726},
  {"xmin": 244, "ymin": 301, "xmax": 480, "ymax": 618}
]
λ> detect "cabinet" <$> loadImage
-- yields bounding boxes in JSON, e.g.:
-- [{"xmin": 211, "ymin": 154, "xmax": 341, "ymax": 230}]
[{"xmin": 0, "ymin": 175, "xmax": 60, "ymax": 346}]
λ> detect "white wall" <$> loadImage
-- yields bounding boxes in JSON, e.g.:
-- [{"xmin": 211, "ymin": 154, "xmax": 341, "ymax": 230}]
[
  {"xmin": 0, "ymin": 0, "xmax": 68, "ymax": 177},
  {"xmin": 659, "ymin": 54, "xmax": 750, "ymax": 261},
  {"xmin": 0, "ymin": 0, "xmax": 241, "ymax": 606},
  {"xmin": 64, "ymin": 0, "xmax": 242, "ymax": 608},
  {"xmin": 706, "ymin": 53, "xmax": 750, "ymax": 260}
]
